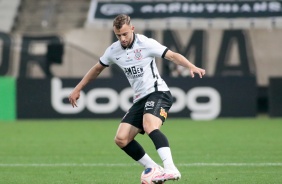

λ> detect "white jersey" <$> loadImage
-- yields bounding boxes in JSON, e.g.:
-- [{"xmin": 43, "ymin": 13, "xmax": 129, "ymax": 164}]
[{"xmin": 100, "ymin": 33, "xmax": 170, "ymax": 103}]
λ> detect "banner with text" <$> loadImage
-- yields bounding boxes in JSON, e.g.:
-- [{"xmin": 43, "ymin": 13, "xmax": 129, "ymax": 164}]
[
  {"xmin": 88, "ymin": 0, "xmax": 282, "ymax": 21},
  {"xmin": 17, "ymin": 77, "xmax": 256, "ymax": 120}
]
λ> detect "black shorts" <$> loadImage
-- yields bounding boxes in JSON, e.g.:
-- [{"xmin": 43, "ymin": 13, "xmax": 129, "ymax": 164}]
[{"xmin": 121, "ymin": 91, "xmax": 173, "ymax": 134}]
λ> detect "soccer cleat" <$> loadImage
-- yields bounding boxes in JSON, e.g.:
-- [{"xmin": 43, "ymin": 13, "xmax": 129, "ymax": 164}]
[
  {"xmin": 154, "ymin": 181, "xmax": 165, "ymax": 184},
  {"xmin": 153, "ymin": 165, "xmax": 165, "ymax": 184},
  {"xmin": 152, "ymin": 169, "xmax": 181, "ymax": 183}
]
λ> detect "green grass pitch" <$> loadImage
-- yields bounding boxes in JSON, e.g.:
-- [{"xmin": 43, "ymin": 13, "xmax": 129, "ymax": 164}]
[{"xmin": 0, "ymin": 118, "xmax": 282, "ymax": 184}]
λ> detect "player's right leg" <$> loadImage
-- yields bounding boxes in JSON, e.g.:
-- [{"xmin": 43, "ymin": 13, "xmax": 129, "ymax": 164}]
[
  {"xmin": 115, "ymin": 97, "xmax": 162, "ymax": 169},
  {"xmin": 115, "ymin": 122, "xmax": 159, "ymax": 168}
]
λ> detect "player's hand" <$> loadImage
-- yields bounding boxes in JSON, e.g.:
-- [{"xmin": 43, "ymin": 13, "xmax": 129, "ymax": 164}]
[
  {"xmin": 69, "ymin": 90, "xmax": 80, "ymax": 108},
  {"xmin": 190, "ymin": 65, "xmax": 206, "ymax": 78}
]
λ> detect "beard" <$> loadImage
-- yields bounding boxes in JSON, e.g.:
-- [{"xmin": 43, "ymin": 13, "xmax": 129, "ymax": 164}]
[{"xmin": 121, "ymin": 41, "xmax": 128, "ymax": 47}]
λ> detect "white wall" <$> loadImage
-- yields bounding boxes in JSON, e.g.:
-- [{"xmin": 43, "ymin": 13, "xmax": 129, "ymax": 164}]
[{"xmin": 0, "ymin": 0, "xmax": 21, "ymax": 32}]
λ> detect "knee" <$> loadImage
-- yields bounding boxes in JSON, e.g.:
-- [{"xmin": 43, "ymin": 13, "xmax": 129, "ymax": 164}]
[
  {"xmin": 143, "ymin": 114, "xmax": 163, "ymax": 134},
  {"xmin": 114, "ymin": 135, "xmax": 128, "ymax": 148},
  {"xmin": 143, "ymin": 121, "xmax": 160, "ymax": 134},
  {"xmin": 143, "ymin": 122, "xmax": 151, "ymax": 134}
]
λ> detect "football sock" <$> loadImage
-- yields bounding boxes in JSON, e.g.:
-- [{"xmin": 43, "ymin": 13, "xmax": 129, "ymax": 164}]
[
  {"xmin": 148, "ymin": 129, "xmax": 169, "ymax": 149},
  {"xmin": 138, "ymin": 153, "xmax": 158, "ymax": 168},
  {"xmin": 157, "ymin": 147, "xmax": 176, "ymax": 170},
  {"xmin": 149, "ymin": 129, "xmax": 175, "ymax": 170},
  {"xmin": 121, "ymin": 140, "xmax": 158, "ymax": 168},
  {"xmin": 121, "ymin": 139, "xmax": 145, "ymax": 161}
]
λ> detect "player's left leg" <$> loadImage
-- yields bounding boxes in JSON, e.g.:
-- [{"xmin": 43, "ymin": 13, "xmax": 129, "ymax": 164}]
[
  {"xmin": 143, "ymin": 114, "xmax": 181, "ymax": 182},
  {"xmin": 142, "ymin": 91, "xmax": 181, "ymax": 182}
]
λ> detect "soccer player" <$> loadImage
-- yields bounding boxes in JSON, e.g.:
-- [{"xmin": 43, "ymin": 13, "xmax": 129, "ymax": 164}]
[{"xmin": 69, "ymin": 14, "xmax": 205, "ymax": 182}]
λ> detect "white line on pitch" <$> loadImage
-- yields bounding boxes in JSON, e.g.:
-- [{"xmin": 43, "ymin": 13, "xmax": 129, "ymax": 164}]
[
  {"xmin": 179, "ymin": 163, "xmax": 282, "ymax": 166},
  {"xmin": 0, "ymin": 163, "xmax": 282, "ymax": 167}
]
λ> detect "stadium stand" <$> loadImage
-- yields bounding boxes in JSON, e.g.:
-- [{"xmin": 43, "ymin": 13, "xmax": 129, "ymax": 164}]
[
  {"xmin": 0, "ymin": 0, "xmax": 20, "ymax": 32},
  {"xmin": 13, "ymin": 0, "xmax": 90, "ymax": 34}
]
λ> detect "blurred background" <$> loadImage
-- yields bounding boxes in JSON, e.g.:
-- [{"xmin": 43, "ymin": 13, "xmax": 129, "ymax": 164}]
[{"xmin": 1, "ymin": 0, "xmax": 282, "ymax": 120}]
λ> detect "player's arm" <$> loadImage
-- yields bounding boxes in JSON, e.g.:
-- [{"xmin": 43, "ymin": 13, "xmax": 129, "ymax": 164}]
[
  {"xmin": 164, "ymin": 50, "xmax": 205, "ymax": 78},
  {"xmin": 69, "ymin": 62, "xmax": 106, "ymax": 107}
]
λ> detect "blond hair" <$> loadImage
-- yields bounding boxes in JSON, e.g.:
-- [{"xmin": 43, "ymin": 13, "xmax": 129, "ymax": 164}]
[{"xmin": 113, "ymin": 14, "xmax": 131, "ymax": 29}]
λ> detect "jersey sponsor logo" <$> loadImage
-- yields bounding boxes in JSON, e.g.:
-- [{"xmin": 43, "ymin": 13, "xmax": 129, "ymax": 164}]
[
  {"xmin": 124, "ymin": 66, "xmax": 144, "ymax": 79},
  {"xmin": 134, "ymin": 49, "xmax": 142, "ymax": 60},
  {"xmin": 160, "ymin": 107, "xmax": 167, "ymax": 119},
  {"xmin": 116, "ymin": 57, "xmax": 121, "ymax": 60}
]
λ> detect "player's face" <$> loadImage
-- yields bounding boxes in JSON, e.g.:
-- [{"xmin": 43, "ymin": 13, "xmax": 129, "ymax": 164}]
[{"xmin": 114, "ymin": 24, "xmax": 134, "ymax": 48}]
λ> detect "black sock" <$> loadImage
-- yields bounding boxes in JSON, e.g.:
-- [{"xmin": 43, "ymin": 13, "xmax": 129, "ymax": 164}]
[
  {"xmin": 121, "ymin": 140, "xmax": 145, "ymax": 161},
  {"xmin": 149, "ymin": 129, "xmax": 169, "ymax": 150}
]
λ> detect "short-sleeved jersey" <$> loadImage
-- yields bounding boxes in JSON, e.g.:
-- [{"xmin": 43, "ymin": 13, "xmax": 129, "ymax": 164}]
[{"xmin": 100, "ymin": 33, "xmax": 170, "ymax": 103}]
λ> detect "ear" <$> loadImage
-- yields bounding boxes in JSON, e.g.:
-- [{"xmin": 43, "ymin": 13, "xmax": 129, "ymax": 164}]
[{"xmin": 131, "ymin": 26, "xmax": 135, "ymax": 31}]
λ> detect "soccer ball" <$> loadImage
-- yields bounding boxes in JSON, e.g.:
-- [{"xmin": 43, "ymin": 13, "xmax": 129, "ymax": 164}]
[{"xmin": 140, "ymin": 167, "xmax": 163, "ymax": 184}]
